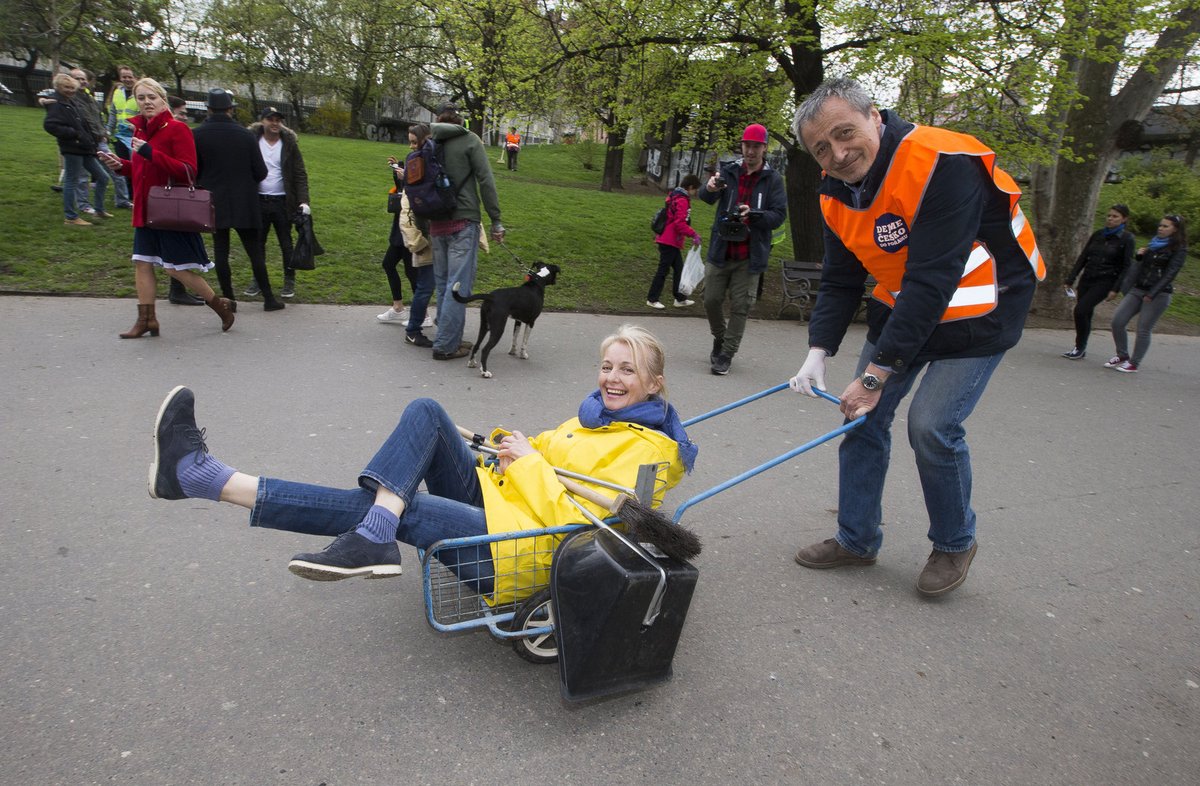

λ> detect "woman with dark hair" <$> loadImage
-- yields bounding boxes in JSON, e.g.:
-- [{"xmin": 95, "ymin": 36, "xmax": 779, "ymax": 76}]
[
  {"xmin": 1105, "ymin": 213, "xmax": 1187, "ymax": 373},
  {"xmin": 99, "ymin": 77, "xmax": 235, "ymax": 338},
  {"xmin": 1060, "ymin": 204, "xmax": 1135, "ymax": 359},
  {"xmin": 377, "ymin": 123, "xmax": 435, "ymax": 343},
  {"xmin": 646, "ymin": 173, "xmax": 703, "ymax": 310}
]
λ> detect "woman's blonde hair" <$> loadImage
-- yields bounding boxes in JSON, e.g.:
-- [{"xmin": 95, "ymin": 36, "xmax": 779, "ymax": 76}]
[
  {"xmin": 600, "ymin": 324, "xmax": 669, "ymax": 399},
  {"xmin": 52, "ymin": 73, "xmax": 78, "ymax": 91},
  {"xmin": 132, "ymin": 77, "xmax": 167, "ymax": 102}
]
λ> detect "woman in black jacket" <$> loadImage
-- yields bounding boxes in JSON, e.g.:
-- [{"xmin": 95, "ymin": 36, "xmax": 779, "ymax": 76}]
[
  {"xmin": 1061, "ymin": 204, "xmax": 1135, "ymax": 359},
  {"xmin": 42, "ymin": 73, "xmax": 111, "ymax": 225},
  {"xmin": 1106, "ymin": 213, "xmax": 1188, "ymax": 373}
]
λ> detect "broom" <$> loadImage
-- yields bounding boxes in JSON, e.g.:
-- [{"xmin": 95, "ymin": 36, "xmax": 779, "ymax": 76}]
[{"xmin": 456, "ymin": 425, "xmax": 702, "ymax": 562}]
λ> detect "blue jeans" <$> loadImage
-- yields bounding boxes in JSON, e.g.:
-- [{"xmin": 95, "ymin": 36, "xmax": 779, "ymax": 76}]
[
  {"xmin": 249, "ymin": 398, "xmax": 494, "ymax": 591},
  {"xmin": 430, "ymin": 222, "xmax": 480, "ymax": 353},
  {"xmin": 835, "ymin": 342, "xmax": 1005, "ymax": 557},
  {"xmin": 61, "ymin": 154, "xmax": 109, "ymax": 218},
  {"xmin": 406, "ymin": 265, "xmax": 435, "ymax": 336}
]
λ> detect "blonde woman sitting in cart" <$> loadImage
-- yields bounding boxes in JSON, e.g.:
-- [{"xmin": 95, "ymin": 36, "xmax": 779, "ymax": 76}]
[{"xmin": 147, "ymin": 325, "xmax": 697, "ymax": 606}]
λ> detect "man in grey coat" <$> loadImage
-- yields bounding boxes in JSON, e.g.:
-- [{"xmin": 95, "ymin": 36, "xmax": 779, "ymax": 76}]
[{"xmin": 426, "ymin": 104, "xmax": 505, "ymax": 360}]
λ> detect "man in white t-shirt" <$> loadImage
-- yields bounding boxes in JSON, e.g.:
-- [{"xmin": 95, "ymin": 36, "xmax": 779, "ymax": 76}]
[{"xmin": 249, "ymin": 107, "xmax": 311, "ymax": 298}]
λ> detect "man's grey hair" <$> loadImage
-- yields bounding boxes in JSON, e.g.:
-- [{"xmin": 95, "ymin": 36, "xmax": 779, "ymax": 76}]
[{"xmin": 792, "ymin": 77, "xmax": 877, "ymax": 149}]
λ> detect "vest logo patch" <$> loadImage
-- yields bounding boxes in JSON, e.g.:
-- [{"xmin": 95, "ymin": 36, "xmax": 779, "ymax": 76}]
[{"xmin": 875, "ymin": 213, "xmax": 909, "ymax": 253}]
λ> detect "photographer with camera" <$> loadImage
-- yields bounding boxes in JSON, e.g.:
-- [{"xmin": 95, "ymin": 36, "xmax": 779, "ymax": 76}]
[{"xmin": 697, "ymin": 123, "xmax": 787, "ymax": 375}]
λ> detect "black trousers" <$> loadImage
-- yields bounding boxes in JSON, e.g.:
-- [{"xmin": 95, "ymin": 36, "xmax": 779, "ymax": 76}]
[
  {"xmin": 647, "ymin": 243, "xmax": 684, "ymax": 303},
  {"xmin": 1072, "ymin": 276, "xmax": 1117, "ymax": 350},
  {"xmin": 259, "ymin": 196, "xmax": 295, "ymax": 276},
  {"xmin": 213, "ymin": 227, "xmax": 273, "ymax": 300},
  {"xmin": 382, "ymin": 243, "xmax": 417, "ymax": 302}
]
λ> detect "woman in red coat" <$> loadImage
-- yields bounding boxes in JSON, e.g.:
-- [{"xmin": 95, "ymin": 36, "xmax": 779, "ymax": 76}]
[
  {"xmin": 646, "ymin": 174, "xmax": 702, "ymax": 309},
  {"xmin": 100, "ymin": 77, "xmax": 234, "ymax": 338}
]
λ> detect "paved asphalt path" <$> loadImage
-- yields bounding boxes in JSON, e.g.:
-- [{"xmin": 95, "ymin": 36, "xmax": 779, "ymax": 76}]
[{"xmin": 2, "ymin": 295, "xmax": 1197, "ymax": 785}]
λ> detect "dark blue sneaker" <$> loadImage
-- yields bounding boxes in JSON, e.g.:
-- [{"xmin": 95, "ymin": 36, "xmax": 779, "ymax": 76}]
[
  {"xmin": 149, "ymin": 385, "xmax": 206, "ymax": 500},
  {"xmin": 288, "ymin": 532, "xmax": 403, "ymax": 581}
]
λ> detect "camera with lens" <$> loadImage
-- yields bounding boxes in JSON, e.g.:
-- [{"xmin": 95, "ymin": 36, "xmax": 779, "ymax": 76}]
[{"xmin": 717, "ymin": 210, "xmax": 749, "ymax": 241}]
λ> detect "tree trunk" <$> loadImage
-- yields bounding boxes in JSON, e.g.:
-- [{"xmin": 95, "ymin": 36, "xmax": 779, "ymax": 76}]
[
  {"xmin": 601, "ymin": 126, "xmax": 626, "ymax": 192},
  {"xmin": 1030, "ymin": 9, "xmax": 1200, "ymax": 317},
  {"xmin": 783, "ymin": 145, "xmax": 826, "ymax": 262}
]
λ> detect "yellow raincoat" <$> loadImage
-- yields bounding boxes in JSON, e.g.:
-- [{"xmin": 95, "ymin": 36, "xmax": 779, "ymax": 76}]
[{"xmin": 477, "ymin": 417, "xmax": 686, "ymax": 606}]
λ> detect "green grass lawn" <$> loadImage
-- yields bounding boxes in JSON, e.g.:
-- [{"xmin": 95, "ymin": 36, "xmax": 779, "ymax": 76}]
[
  {"xmin": 1, "ymin": 105, "xmax": 739, "ymax": 314},
  {"xmin": 6, "ymin": 104, "xmax": 1196, "ymax": 328}
]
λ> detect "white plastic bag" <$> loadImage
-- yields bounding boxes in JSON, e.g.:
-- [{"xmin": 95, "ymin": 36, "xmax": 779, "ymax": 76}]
[{"xmin": 679, "ymin": 245, "xmax": 704, "ymax": 297}]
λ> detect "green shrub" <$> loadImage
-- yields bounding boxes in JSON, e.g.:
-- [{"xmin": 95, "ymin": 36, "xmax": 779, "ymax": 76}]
[{"xmin": 307, "ymin": 103, "xmax": 352, "ymax": 137}]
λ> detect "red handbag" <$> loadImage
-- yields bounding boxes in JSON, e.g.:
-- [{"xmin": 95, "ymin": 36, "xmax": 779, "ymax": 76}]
[{"xmin": 145, "ymin": 165, "xmax": 216, "ymax": 233}]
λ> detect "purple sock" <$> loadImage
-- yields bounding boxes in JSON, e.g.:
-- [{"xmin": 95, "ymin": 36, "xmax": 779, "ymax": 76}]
[
  {"xmin": 355, "ymin": 505, "xmax": 400, "ymax": 544},
  {"xmin": 176, "ymin": 451, "xmax": 237, "ymax": 502}
]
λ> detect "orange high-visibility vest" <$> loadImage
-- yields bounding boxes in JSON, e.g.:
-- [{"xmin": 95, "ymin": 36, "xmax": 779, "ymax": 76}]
[
  {"xmin": 506, "ymin": 132, "xmax": 520, "ymax": 148},
  {"xmin": 821, "ymin": 125, "xmax": 1045, "ymax": 322}
]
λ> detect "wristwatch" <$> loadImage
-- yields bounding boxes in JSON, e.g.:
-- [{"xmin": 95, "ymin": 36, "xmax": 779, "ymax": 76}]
[{"xmin": 860, "ymin": 372, "xmax": 884, "ymax": 391}]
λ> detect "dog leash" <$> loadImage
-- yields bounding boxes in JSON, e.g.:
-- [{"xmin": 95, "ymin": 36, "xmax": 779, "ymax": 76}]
[{"xmin": 495, "ymin": 240, "xmax": 537, "ymax": 278}]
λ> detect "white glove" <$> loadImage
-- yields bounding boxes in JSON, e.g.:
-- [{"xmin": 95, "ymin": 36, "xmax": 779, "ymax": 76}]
[
  {"xmin": 300, "ymin": 203, "xmax": 311, "ymax": 216},
  {"xmin": 789, "ymin": 348, "xmax": 828, "ymax": 397}
]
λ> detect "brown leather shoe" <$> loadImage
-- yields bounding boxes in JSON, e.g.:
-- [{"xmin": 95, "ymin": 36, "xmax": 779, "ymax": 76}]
[
  {"xmin": 794, "ymin": 538, "xmax": 877, "ymax": 569},
  {"xmin": 916, "ymin": 542, "xmax": 977, "ymax": 597}
]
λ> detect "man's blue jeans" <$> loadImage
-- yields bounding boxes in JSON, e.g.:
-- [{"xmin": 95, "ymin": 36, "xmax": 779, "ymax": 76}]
[
  {"xmin": 835, "ymin": 342, "xmax": 1005, "ymax": 558},
  {"xmin": 431, "ymin": 222, "xmax": 480, "ymax": 354},
  {"xmin": 61, "ymin": 154, "xmax": 109, "ymax": 218},
  {"xmin": 249, "ymin": 398, "xmax": 494, "ymax": 591}
]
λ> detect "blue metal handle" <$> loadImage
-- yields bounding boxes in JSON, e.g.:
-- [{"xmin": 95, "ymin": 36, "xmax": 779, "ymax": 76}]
[{"xmin": 673, "ymin": 384, "xmax": 864, "ymax": 523}]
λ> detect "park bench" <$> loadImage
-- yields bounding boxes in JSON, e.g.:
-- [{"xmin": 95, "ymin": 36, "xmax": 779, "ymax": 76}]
[{"xmin": 777, "ymin": 259, "xmax": 875, "ymax": 323}]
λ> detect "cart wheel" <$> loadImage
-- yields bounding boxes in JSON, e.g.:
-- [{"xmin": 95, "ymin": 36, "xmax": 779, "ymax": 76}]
[{"xmin": 511, "ymin": 589, "xmax": 558, "ymax": 664}]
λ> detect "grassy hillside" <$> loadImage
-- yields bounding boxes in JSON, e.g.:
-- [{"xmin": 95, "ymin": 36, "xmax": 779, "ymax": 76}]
[{"xmin": 1, "ymin": 105, "xmax": 738, "ymax": 314}]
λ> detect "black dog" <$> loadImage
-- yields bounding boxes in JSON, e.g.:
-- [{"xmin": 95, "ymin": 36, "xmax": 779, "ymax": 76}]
[{"xmin": 451, "ymin": 263, "xmax": 560, "ymax": 378}]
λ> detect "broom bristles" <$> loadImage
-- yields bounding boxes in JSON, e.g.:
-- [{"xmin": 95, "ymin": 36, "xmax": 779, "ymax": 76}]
[{"xmin": 616, "ymin": 497, "xmax": 702, "ymax": 562}]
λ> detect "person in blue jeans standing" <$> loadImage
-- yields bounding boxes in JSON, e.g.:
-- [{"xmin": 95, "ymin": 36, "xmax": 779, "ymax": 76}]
[
  {"xmin": 146, "ymin": 326, "xmax": 695, "ymax": 602},
  {"xmin": 788, "ymin": 78, "xmax": 1045, "ymax": 598}
]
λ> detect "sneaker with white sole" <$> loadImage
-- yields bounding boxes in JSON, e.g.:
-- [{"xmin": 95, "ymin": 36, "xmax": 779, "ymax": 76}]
[
  {"xmin": 673, "ymin": 299, "xmax": 695, "ymax": 307},
  {"xmin": 1104, "ymin": 354, "xmax": 1128, "ymax": 368},
  {"xmin": 1114, "ymin": 360, "xmax": 1139, "ymax": 373},
  {"xmin": 422, "ymin": 314, "xmax": 434, "ymax": 328},
  {"xmin": 1061, "ymin": 347, "xmax": 1085, "ymax": 360},
  {"xmin": 288, "ymin": 532, "xmax": 402, "ymax": 581},
  {"xmin": 377, "ymin": 307, "xmax": 409, "ymax": 323},
  {"xmin": 646, "ymin": 300, "xmax": 666, "ymax": 309},
  {"xmin": 243, "ymin": 283, "xmax": 261, "ymax": 297}
]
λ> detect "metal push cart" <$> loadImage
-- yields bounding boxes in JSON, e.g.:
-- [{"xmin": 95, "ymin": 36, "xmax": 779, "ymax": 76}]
[{"xmin": 419, "ymin": 385, "xmax": 865, "ymax": 669}]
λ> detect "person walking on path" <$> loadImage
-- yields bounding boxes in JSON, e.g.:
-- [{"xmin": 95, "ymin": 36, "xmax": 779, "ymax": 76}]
[
  {"xmin": 249, "ymin": 107, "xmax": 311, "ymax": 299},
  {"xmin": 98, "ymin": 78, "xmax": 234, "ymax": 338},
  {"xmin": 647, "ymin": 174, "xmax": 702, "ymax": 310},
  {"xmin": 1060, "ymin": 204, "xmax": 1135, "ymax": 360},
  {"xmin": 426, "ymin": 104, "xmax": 505, "ymax": 361},
  {"xmin": 1105, "ymin": 213, "xmax": 1187, "ymax": 373},
  {"xmin": 697, "ymin": 123, "xmax": 788, "ymax": 376},
  {"xmin": 788, "ymin": 77, "xmax": 1045, "ymax": 598},
  {"xmin": 192, "ymin": 88, "xmax": 283, "ymax": 312}
]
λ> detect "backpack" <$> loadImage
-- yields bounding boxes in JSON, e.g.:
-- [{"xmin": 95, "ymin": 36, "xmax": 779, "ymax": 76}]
[
  {"xmin": 650, "ymin": 196, "xmax": 671, "ymax": 235},
  {"xmin": 405, "ymin": 139, "xmax": 458, "ymax": 219}
]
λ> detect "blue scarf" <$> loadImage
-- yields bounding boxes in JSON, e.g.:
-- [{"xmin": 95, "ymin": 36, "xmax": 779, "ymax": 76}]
[
  {"xmin": 1148, "ymin": 235, "xmax": 1169, "ymax": 251},
  {"xmin": 1103, "ymin": 223, "xmax": 1125, "ymax": 237},
  {"xmin": 578, "ymin": 390, "xmax": 698, "ymax": 473}
]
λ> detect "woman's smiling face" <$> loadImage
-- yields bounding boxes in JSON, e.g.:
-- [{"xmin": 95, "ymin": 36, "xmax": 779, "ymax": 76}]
[{"xmin": 597, "ymin": 340, "xmax": 661, "ymax": 411}]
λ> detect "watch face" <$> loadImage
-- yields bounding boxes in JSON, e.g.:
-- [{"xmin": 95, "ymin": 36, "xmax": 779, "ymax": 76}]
[{"xmin": 861, "ymin": 373, "xmax": 881, "ymax": 390}]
